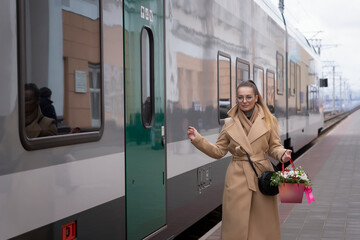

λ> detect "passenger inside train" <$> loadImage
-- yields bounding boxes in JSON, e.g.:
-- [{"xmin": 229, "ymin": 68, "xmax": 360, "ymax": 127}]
[
  {"xmin": 25, "ymin": 83, "xmax": 57, "ymax": 138},
  {"xmin": 39, "ymin": 87, "xmax": 58, "ymax": 127}
]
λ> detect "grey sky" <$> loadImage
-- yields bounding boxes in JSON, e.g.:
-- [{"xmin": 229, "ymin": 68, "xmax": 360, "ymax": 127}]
[{"xmin": 269, "ymin": 0, "xmax": 360, "ymax": 95}]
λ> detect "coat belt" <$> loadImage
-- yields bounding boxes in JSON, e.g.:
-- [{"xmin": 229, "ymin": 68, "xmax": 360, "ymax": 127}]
[
  {"xmin": 232, "ymin": 153, "xmax": 269, "ymax": 192},
  {"xmin": 232, "ymin": 153, "xmax": 267, "ymax": 162}
]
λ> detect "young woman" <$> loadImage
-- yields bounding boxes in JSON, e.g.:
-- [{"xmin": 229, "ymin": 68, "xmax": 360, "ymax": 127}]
[{"xmin": 187, "ymin": 80, "xmax": 291, "ymax": 239}]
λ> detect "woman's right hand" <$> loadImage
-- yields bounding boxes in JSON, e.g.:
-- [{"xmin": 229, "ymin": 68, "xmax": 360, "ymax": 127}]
[{"xmin": 187, "ymin": 126, "xmax": 198, "ymax": 141}]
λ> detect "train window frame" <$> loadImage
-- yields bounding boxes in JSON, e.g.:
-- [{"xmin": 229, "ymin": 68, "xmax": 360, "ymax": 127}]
[
  {"xmin": 289, "ymin": 61, "xmax": 296, "ymax": 96},
  {"xmin": 307, "ymin": 85, "xmax": 318, "ymax": 112},
  {"xmin": 306, "ymin": 85, "xmax": 309, "ymax": 111},
  {"xmin": 276, "ymin": 52, "xmax": 284, "ymax": 95},
  {"xmin": 266, "ymin": 70, "xmax": 276, "ymax": 114},
  {"xmin": 296, "ymin": 64, "xmax": 301, "ymax": 113},
  {"xmin": 253, "ymin": 65, "xmax": 265, "ymax": 99},
  {"xmin": 236, "ymin": 58, "xmax": 250, "ymax": 86},
  {"xmin": 315, "ymin": 86, "xmax": 319, "ymax": 112},
  {"xmin": 217, "ymin": 51, "xmax": 232, "ymax": 124},
  {"xmin": 17, "ymin": 0, "xmax": 104, "ymax": 150},
  {"xmin": 140, "ymin": 26, "xmax": 155, "ymax": 129}
]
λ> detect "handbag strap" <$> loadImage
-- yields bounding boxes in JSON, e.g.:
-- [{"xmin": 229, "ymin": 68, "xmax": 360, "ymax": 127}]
[{"xmin": 246, "ymin": 152, "xmax": 259, "ymax": 177}]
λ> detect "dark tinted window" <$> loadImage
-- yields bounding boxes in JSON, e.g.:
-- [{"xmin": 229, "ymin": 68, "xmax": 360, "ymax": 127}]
[
  {"xmin": 141, "ymin": 27, "xmax": 154, "ymax": 128},
  {"xmin": 290, "ymin": 61, "xmax": 296, "ymax": 96},
  {"xmin": 254, "ymin": 66, "xmax": 264, "ymax": 98},
  {"xmin": 236, "ymin": 59, "xmax": 249, "ymax": 86},
  {"xmin": 266, "ymin": 70, "xmax": 275, "ymax": 113},
  {"xmin": 296, "ymin": 64, "xmax": 301, "ymax": 112},
  {"xmin": 217, "ymin": 52, "xmax": 231, "ymax": 121},
  {"xmin": 276, "ymin": 52, "xmax": 284, "ymax": 94}
]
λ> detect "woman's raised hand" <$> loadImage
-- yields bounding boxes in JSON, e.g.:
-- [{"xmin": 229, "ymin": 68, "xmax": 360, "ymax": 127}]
[
  {"xmin": 281, "ymin": 149, "xmax": 292, "ymax": 163},
  {"xmin": 187, "ymin": 126, "xmax": 198, "ymax": 141}
]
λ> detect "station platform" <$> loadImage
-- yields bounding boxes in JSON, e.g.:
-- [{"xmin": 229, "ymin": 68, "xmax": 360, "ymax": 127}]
[{"xmin": 201, "ymin": 109, "xmax": 360, "ymax": 240}]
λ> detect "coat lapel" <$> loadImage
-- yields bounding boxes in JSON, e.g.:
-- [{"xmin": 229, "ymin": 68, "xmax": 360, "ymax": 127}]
[
  {"xmin": 247, "ymin": 107, "xmax": 269, "ymax": 144},
  {"xmin": 225, "ymin": 105, "xmax": 254, "ymax": 155}
]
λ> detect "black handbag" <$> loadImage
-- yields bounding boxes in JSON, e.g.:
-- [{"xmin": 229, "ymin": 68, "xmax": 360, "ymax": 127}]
[{"xmin": 246, "ymin": 153, "xmax": 279, "ymax": 196}]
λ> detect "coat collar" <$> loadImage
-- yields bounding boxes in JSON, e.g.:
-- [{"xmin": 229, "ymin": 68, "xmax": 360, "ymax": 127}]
[
  {"xmin": 225, "ymin": 104, "xmax": 269, "ymax": 154},
  {"xmin": 247, "ymin": 106, "xmax": 269, "ymax": 144}
]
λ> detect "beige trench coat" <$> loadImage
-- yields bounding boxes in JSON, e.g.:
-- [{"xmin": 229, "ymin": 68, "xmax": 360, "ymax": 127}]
[{"xmin": 192, "ymin": 105, "xmax": 286, "ymax": 240}]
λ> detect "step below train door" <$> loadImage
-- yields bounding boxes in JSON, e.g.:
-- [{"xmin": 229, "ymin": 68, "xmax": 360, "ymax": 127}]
[{"xmin": 124, "ymin": 1, "xmax": 166, "ymax": 239}]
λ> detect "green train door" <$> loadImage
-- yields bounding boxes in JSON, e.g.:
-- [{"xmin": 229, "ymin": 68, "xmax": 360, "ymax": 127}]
[{"xmin": 124, "ymin": 1, "xmax": 165, "ymax": 239}]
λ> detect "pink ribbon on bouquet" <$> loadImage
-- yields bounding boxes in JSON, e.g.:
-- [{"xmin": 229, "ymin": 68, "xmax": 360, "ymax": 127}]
[{"xmin": 304, "ymin": 187, "xmax": 315, "ymax": 204}]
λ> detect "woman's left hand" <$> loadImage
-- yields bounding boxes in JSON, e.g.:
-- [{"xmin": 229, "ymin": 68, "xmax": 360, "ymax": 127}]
[{"xmin": 281, "ymin": 149, "xmax": 292, "ymax": 163}]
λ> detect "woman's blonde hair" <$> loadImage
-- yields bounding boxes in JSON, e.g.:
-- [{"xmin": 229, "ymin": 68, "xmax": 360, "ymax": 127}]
[{"xmin": 236, "ymin": 80, "xmax": 277, "ymax": 130}]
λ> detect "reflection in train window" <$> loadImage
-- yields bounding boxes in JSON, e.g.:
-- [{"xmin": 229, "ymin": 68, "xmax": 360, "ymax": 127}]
[
  {"xmin": 253, "ymin": 66, "xmax": 264, "ymax": 99},
  {"xmin": 236, "ymin": 58, "xmax": 249, "ymax": 86},
  {"xmin": 141, "ymin": 27, "xmax": 154, "ymax": 128},
  {"xmin": 276, "ymin": 52, "xmax": 284, "ymax": 94},
  {"xmin": 18, "ymin": 0, "xmax": 102, "ymax": 147},
  {"xmin": 217, "ymin": 52, "xmax": 231, "ymax": 122},
  {"xmin": 266, "ymin": 70, "xmax": 275, "ymax": 113},
  {"xmin": 89, "ymin": 64, "xmax": 101, "ymax": 127},
  {"xmin": 290, "ymin": 61, "xmax": 296, "ymax": 96},
  {"xmin": 296, "ymin": 64, "xmax": 301, "ymax": 112}
]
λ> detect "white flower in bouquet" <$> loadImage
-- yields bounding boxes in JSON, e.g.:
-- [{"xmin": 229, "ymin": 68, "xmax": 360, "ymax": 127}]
[{"xmin": 270, "ymin": 166, "xmax": 311, "ymax": 188}]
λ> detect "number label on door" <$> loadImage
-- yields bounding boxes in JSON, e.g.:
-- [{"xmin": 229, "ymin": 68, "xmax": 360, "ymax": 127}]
[{"xmin": 141, "ymin": 6, "xmax": 153, "ymax": 22}]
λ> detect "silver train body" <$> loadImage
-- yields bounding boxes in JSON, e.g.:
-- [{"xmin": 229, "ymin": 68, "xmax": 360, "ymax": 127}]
[{"xmin": 0, "ymin": 0, "xmax": 322, "ymax": 239}]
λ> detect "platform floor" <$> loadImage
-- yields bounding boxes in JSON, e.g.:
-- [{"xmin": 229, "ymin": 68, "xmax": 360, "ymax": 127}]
[{"xmin": 202, "ymin": 109, "xmax": 360, "ymax": 240}]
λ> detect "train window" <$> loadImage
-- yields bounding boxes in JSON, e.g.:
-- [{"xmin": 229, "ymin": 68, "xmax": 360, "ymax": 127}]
[
  {"xmin": 236, "ymin": 58, "xmax": 249, "ymax": 86},
  {"xmin": 307, "ymin": 85, "xmax": 318, "ymax": 112},
  {"xmin": 253, "ymin": 66, "xmax": 264, "ymax": 99},
  {"xmin": 314, "ymin": 86, "xmax": 319, "ymax": 112},
  {"xmin": 276, "ymin": 52, "xmax": 284, "ymax": 95},
  {"xmin": 315, "ymin": 87, "xmax": 319, "ymax": 112},
  {"xmin": 18, "ymin": 0, "xmax": 102, "ymax": 150},
  {"xmin": 217, "ymin": 52, "xmax": 231, "ymax": 122},
  {"xmin": 306, "ymin": 86, "xmax": 309, "ymax": 111},
  {"xmin": 141, "ymin": 27, "xmax": 154, "ymax": 128},
  {"xmin": 296, "ymin": 64, "xmax": 301, "ymax": 112},
  {"xmin": 290, "ymin": 61, "xmax": 296, "ymax": 96},
  {"xmin": 266, "ymin": 70, "xmax": 275, "ymax": 113}
]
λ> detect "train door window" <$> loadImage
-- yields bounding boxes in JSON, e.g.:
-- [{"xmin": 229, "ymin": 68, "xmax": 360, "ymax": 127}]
[
  {"xmin": 306, "ymin": 85, "xmax": 310, "ymax": 111},
  {"xmin": 217, "ymin": 51, "xmax": 231, "ymax": 122},
  {"xmin": 236, "ymin": 58, "xmax": 249, "ymax": 86},
  {"xmin": 253, "ymin": 66, "xmax": 264, "ymax": 100},
  {"xmin": 307, "ymin": 85, "xmax": 317, "ymax": 112},
  {"xmin": 290, "ymin": 61, "xmax": 296, "ymax": 96},
  {"xmin": 141, "ymin": 27, "xmax": 154, "ymax": 128},
  {"xmin": 311, "ymin": 87, "xmax": 315, "ymax": 112},
  {"xmin": 18, "ymin": 0, "xmax": 102, "ymax": 150},
  {"xmin": 314, "ymin": 86, "xmax": 319, "ymax": 112},
  {"xmin": 296, "ymin": 64, "xmax": 301, "ymax": 112},
  {"xmin": 266, "ymin": 70, "xmax": 275, "ymax": 113},
  {"xmin": 276, "ymin": 52, "xmax": 284, "ymax": 94}
]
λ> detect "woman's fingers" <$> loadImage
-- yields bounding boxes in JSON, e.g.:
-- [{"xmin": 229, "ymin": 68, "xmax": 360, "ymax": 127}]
[
  {"xmin": 281, "ymin": 149, "xmax": 292, "ymax": 162},
  {"xmin": 187, "ymin": 126, "xmax": 197, "ymax": 140},
  {"xmin": 285, "ymin": 150, "xmax": 291, "ymax": 157}
]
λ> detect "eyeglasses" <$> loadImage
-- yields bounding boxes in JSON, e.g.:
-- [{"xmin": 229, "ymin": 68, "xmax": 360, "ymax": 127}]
[{"xmin": 237, "ymin": 96, "xmax": 255, "ymax": 102}]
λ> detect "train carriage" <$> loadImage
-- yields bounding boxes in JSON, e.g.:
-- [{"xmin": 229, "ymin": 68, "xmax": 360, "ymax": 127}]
[{"xmin": 0, "ymin": 0, "xmax": 322, "ymax": 239}]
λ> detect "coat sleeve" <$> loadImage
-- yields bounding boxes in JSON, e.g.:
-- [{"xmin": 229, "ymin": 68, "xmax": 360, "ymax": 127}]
[
  {"xmin": 267, "ymin": 119, "xmax": 287, "ymax": 161},
  {"xmin": 191, "ymin": 124, "xmax": 229, "ymax": 159}
]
